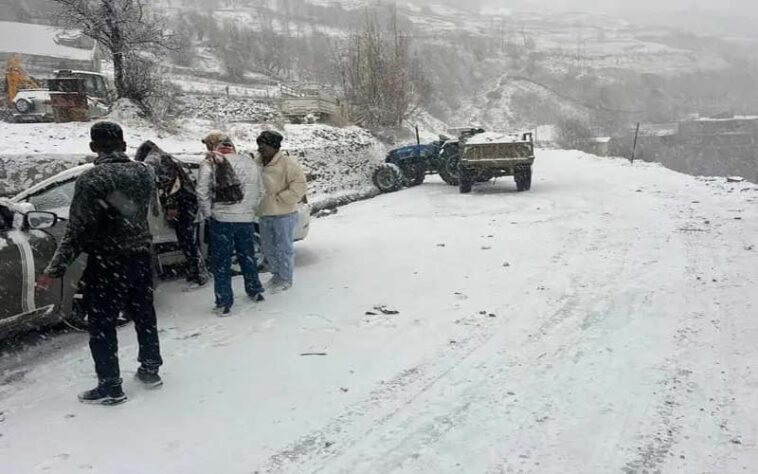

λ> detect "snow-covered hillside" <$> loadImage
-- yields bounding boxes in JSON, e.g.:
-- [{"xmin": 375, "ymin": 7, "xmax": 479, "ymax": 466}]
[
  {"xmin": 0, "ymin": 106, "xmax": 386, "ymax": 204},
  {"xmin": 1, "ymin": 150, "xmax": 756, "ymax": 473}
]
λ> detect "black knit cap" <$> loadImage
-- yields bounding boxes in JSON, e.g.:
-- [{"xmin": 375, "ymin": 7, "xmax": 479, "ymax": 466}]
[
  {"xmin": 256, "ymin": 130, "xmax": 284, "ymax": 149},
  {"xmin": 91, "ymin": 121, "xmax": 124, "ymax": 142}
]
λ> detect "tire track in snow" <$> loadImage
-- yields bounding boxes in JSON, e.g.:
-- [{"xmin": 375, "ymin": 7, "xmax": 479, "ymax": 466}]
[{"xmin": 260, "ymin": 205, "xmax": 627, "ymax": 473}]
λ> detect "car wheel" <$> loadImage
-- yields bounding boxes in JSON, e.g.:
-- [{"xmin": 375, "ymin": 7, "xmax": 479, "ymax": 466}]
[{"xmin": 14, "ymin": 98, "xmax": 32, "ymax": 114}]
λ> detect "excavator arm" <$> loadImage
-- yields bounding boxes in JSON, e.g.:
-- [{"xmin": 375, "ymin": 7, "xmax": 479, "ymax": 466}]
[{"xmin": 4, "ymin": 55, "xmax": 40, "ymax": 106}]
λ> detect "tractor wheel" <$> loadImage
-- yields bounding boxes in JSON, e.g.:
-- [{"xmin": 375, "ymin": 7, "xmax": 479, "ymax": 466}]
[
  {"xmin": 438, "ymin": 149, "xmax": 460, "ymax": 185},
  {"xmin": 372, "ymin": 163, "xmax": 403, "ymax": 193},
  {"xmin": 515, "ymin": 172, "xmax": 524, "ymax": 192},
  {"xmin": 515, "ymin": 168, "xmax": 529, "ymax": 192},
  {"xmin": 458, "ymin": 166, "xmax": 473, "ymax": 194},
  {"xmin": 400, "ymin": 162, "xmax": 425, "ymax": 187},
  {"xmin": 523, "ymin": 167, "xmax": 533, "ymax": 191}
]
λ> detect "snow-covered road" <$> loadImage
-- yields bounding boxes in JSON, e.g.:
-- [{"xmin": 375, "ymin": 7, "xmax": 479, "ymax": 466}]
[{"xmin": 1, "ymin": 150, "xmax": 757, "ymax": 473}]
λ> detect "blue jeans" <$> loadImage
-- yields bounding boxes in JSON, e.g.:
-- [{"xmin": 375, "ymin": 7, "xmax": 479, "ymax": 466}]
[
  {"xmin": 260, "ymin": 212, "xmax": 298, "ymax": 284},
  {"xmin": 209, "ymin": 219, "xmax": 264, "ymax": 308}
]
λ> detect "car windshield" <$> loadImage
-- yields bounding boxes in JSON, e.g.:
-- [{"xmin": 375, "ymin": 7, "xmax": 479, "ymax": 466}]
[
  {"xmin": 26, "ymin": 179, "xmax": 77, "ymax": 214},
  {"xmin": 79, "ymin": 75, "xmax": 106, "ymax": 96}
]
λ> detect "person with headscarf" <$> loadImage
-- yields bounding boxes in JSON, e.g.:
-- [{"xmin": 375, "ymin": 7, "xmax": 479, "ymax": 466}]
[
  {"xmin": 196, "ymin": 135, "xmax": 266, "ymax": 315},
  {"xmin": 135, "ymin": 140, "xmax": 209, "ymax": 290},
  {"xmin": 255, "ymin": 130, "xmax": 307, "ymax": 293}
]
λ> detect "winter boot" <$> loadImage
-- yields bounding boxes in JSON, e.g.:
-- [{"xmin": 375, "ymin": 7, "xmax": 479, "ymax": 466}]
[
  {"xmin": 78, "ymin": 380, "xmax": 127, "ymax": 405},
  {"xmin": 135, "ymin": 367, "xmax": 163, "ymax": 389}
]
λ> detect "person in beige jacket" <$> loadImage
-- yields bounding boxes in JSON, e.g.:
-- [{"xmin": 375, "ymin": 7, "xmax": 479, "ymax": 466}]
[{"xmin": 256, "ymin": 130, "xmax": 307, "ymax": 292}]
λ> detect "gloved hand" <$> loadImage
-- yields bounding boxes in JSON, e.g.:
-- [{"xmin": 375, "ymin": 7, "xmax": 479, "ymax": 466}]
[{"xmin": 36, "ymin": 274, "xmax": 55, "ymax": 291}]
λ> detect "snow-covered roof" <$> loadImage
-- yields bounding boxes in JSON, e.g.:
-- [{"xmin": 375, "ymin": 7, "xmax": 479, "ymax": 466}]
[{"xmin": 0, "ymin": 21, "xmax": 96, "ymax": 62}]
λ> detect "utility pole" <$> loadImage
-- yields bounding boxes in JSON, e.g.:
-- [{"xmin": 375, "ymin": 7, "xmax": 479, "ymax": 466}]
[{"xmin": 631, "ymin": 122, "xmax": 641, "ymax": 164}]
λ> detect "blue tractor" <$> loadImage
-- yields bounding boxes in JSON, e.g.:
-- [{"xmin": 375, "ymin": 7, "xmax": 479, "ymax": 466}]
[{"xmin": 372, "ymin": 128, "xmax": 486, "ymax": 193}]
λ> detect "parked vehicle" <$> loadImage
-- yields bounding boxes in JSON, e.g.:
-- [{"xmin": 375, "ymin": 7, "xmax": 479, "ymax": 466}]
[
  {"xmin": 372, "ymin": 138, "xmax": 447, "ymax": 193},
  {"xmin": 435, "ymin": 127, "xmax": 490, "ymax": 187},
  {"xmin": 10, "ymin": 89, "xmax": 53, "ymax": 122},
  {"xmin": 0, "ymin": 199, "xmax": 64, "ymax": 339},
  {"xmin": 457, "ymin": 132, "xmax": 536, "ymax": 194},
  {"xmin": 280, "ymin": 85, "xmax": 342, "ymax": 123},
  {"xmin": 9, "ymin": 69, "xmax": 112, "ymax": 123},
  {"xmin": 0, "ymin": 155, "xmax": 311, "ymax": 339}
]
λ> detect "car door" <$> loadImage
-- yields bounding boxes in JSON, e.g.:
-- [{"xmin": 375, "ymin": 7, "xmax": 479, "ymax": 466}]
[
  {"xmin": 0, "ymin": 204, "xmax": 62, "ymax": 329},
  {"xmin": 28, "ymin": 222, "xmax": 64, "ymax": 313},
  {"xmin": 0, "ymin": 204, "xmax": 25, "ymax": 322},
  {"xmin": 18, "ymin": 178, "xmax": 85, "ymax": 319}
]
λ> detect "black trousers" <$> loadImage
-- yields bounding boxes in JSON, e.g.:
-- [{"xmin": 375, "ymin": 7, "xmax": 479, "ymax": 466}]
[
  {"xmin": 173, "ymin": 209, "xmax": 206, "ymax": 283},
  {"xmin": 82, "ymin": 252, "xmax": 162, "ymax": 384}
]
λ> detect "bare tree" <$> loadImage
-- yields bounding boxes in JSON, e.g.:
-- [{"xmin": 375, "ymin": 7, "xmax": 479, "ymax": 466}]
[
  {"xmin": 337, "ymin": 6, "xmax": 426, "ymax": 128},
  {"xmin": 49, "ymin": 0, "xmax": 173, "ymax": 100}
]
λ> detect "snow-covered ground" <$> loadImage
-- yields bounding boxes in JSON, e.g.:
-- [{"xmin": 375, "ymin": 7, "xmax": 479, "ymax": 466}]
[{"xmin": 1, "ymin": 150, "xmax": 757, "ymax": 473}]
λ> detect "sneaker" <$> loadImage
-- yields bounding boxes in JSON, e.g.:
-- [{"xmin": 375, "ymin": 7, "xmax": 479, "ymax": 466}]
[
  {"xmin": 78, "ymin": 383, "xmax": 127, "ymax": 406},
  {"xmin": 249, "ymin": 293, "xmax": 265, "ymax": 303},
  {"xmin": 135, "ymin": 367, "xmax": 163, "ymax": 389}
]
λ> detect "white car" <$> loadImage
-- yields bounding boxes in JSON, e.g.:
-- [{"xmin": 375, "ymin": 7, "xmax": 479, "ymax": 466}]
[
  {"xmin": 1, "ymin": 154, "xmax": 309, "ymax": 338},
  {"xmin": 11, "ymin": 89, "xmax": 53, "ymax": 123},
  {"xmin": 11, "ymin": 153, "xmax": 311, "ymax": 274}
]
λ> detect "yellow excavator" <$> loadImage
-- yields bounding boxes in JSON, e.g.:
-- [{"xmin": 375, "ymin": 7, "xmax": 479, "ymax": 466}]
[{"xmin": 4, "ymin": 55, "xmax": 40, "ymax": 107}]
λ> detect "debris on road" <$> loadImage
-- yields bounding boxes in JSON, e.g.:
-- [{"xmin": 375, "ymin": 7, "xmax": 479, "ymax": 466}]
[{"xmin": 371, "ymin": 305, "xmax": 400, "ymax": 315}]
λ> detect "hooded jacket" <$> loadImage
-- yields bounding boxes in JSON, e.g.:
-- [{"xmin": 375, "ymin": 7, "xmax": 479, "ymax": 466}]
[{"xmin": 45, "ymin": 151, "xmax": 155, "ymax": 278}]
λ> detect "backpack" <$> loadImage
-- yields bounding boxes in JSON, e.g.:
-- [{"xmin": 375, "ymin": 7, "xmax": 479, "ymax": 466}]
[{"xmin": 209, "ymin": 153, "xmax": 244, "ymax": 204}]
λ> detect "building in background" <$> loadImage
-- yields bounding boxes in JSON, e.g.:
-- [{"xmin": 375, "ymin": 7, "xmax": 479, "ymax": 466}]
[{"xmin": 0, "ymin": 21, "xmax": 100, "ymax": 74}]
